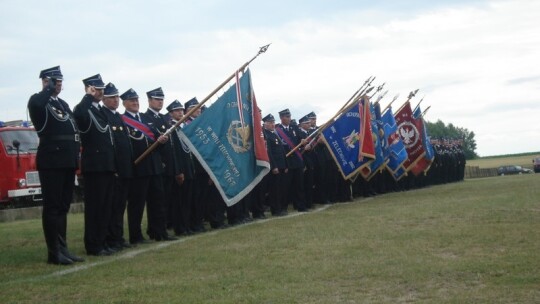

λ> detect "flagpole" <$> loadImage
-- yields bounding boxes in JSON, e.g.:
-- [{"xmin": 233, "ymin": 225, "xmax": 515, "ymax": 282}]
[
  {"xmin": 413, "ymin": 95, "xmax": 425, "ymax": 112},
  {"xmin": 284, "ymin": 77, "xmax": 374, "ymax": 158},
  {"xmin": 421, "ymin": 105, "xmax": 431, "ymax": 117},
  {"xmin": 369, "ymin": 82, "xmax": 385, "ymax": 99},
  {"xmin": 374, "ymin": 89, "xmax": 388, "ymax": 104},
  {"xmin": 134, "ymin": 43, "xmax": 271, "ymax": 165},
  {"xmin": 286, "ymin": 88, "xmax": 373, "ymax": 158},
  {"xmin": 381, "ymin": 93, "xmax": 400, "ymax": 113},
  {"xmin": 395, "ymin": 89, "xmax": 419, "ymax": 114}
]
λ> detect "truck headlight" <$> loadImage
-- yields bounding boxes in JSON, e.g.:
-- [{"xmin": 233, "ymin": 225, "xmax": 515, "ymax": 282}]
[{"xmin": 18, "ymin": 179, "xmax": 26, "ymax": 188}]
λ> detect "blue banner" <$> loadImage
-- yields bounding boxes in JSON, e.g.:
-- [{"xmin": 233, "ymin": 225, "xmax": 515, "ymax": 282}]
[
  {"xmin": 179, "ymin": 69, "xmax": 270, "ymax": 206},
  {"xmin": 381, "ymin": 107, "xmax": 408, "ymax": 180},
  {"xmin": 322, "ymin": 102, "xmax": 373, "ymax": 180},
  {"xmin": 374, "ymin": 102, "xmax": 389, "ymax": 162},
  {"xmin": 413, "ymin": 106, "xmax": 435, "ymax": 162}
]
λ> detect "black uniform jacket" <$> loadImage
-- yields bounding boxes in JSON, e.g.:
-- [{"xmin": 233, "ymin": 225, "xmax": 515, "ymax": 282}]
[
  {"xmin": 123, "ymin": 112, "xmax": 163, "ymax": 177},
  {"xmin": 275, "ymin": 123, "xmax": 304, "ymax": 169},
  {"xmin": 101, "ymin": 108, "xmax": 134, "ymax": 178},
  {"xmin": 27, "ymin": 88, "xmax": 80, "ymax": 170},
  {"xmin": 145, "ymin": 109, "xmax": 184, "ymax": 177},
  {"xmin": 263, "ymin": 128, "xmax": 287, "ymax": 170},
  {"xmin": 171, "ymin": 120, "xmax": 195, "ymax": 180},
  {"xmin": 73, "ymin": 94, "xmax": 116, "ymax": 173}
]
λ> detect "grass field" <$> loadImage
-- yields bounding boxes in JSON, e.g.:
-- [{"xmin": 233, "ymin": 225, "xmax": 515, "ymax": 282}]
[
  {"xmin": 1, "ymin": 174, "xmax": 539, "ymax": 303},
  {"xmin": 467, "ymin": 153, "xmax": 539, "ymax": 169}
]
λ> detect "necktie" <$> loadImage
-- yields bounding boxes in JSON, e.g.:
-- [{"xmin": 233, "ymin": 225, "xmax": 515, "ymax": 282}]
[{"xmin": 53, "ymin": 97, "xmax": 66, "ymax": 111}]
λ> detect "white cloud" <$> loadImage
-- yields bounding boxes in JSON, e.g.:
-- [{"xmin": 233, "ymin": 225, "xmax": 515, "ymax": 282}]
[{"xmin": 1, "ymin": 0, "xmax": 539, "ymax": 156}]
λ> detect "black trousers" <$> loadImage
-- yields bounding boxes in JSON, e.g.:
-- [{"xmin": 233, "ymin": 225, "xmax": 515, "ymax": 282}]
[
  {"xmin": 39, "ymin": 169, "xmax": 75, "ymax": 254},
  {"xmin": 174, "ymin": 179, "xmax": 193, "ymax": 234},
  {"xmin": 83, "ymin": 172, "xmax": 115, "ymax": 254},
  {"xmin": 285, "ymin": 167, "xmax": 306, "ymax": 211},
  {"xmin": 313, "ymin": 160, "xmax": 328, "ymax": 204},
  {"xmin": 107, "ymin": 177, "xmax": 130, "ymax": 247},
  {"xmin": 265, "ymin": 169, "xmax": 285, "ymax": 214},
  {"xmin": 304, "ymin": 166, "xmax": 314, "ymax": 208},
  {"xmin": 249, "ymin": 182, "xmax": 266, "ymax": 218},
  {"xmin": 206, "ymin": 185, "xmax": 226, "ymax": 228},
  {"xmin": 127, "ymin": 175, "xmax": 167, "ymax": 243},
  {"xmin": 146, "ymin": 175, "xmax": 168, "ymax": 239},
  {"xmin": 190, "ymin": 175, "xmax": 208, "ymax": 231},
  {"xmin": 162, "ymin": 175, "xmax": 178, "ymax": 229}
]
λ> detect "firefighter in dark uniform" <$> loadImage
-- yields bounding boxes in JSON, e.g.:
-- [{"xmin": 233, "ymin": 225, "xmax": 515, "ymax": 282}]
[
  {"xmin": 27, "ymin": 66, "xmax": 84, "ymax": 265},
  {"xmin": 262, "ymin": 114, "xmax": 288, "ymax": 216},
  {"xmin": 144, "ymin": 88, "xmax": 183, "ymax": 237},
  {"xmin": 166, "ymin": 100, "xmax": 197, "ymax": 234},
  {"xmin": 120, "ymin": 88, "xmax": 175, "ymax": 244},
  {"xmin": 184, "ymin": 97, "xmax": 208, "ymax": 233},
  {"xmin": 74, "ymin": 74, "xmax": 117, "ymax": 256},
  {"xmin": 298, "ymin": 115, "xmax": 315, "ymax": 209},
  {"xmin": 276, "ymin": 109, "xmax": 307, "ymax": 212},
  {"xmin": 101, "ymin": 83, "xmax": 134, "ymax": 250},
  {"xmin": 309, "ymin": 112, "xmax": 333, "ymax": 205}
]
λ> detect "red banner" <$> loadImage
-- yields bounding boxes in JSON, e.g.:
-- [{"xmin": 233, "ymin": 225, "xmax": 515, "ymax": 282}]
[{"xmin": 394, "ymin": 101, "xmax": 425, "ymax": 173}]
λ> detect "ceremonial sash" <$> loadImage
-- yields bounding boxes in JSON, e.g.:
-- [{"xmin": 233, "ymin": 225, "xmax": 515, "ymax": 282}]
[
  {"xmin": 275, "ymin": 126, "xmax": 303, "ymax": 160},
  {"xmin": 122, "ymin": 114, "xmax": 156, "ymax": 141}
]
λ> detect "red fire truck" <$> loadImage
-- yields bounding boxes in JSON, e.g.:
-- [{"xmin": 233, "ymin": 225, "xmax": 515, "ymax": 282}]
[{"xmin": 0, "ymin": 120, "xmax": 42, "ymax": 208}]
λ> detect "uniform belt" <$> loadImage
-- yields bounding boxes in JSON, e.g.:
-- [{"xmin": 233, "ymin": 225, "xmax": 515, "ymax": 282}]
[{"xmin": 39, "ymin": 134, "xmax": 80, "ymax": 143}]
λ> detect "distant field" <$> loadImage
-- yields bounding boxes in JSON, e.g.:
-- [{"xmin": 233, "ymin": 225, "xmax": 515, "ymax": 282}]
[
  {"xmin": 1, "ymin": 174, "xmax": 539, "ymax": 303},
  {"xmin": 468, "ymin": 153, "xmax": 539, "ymax": 169}
]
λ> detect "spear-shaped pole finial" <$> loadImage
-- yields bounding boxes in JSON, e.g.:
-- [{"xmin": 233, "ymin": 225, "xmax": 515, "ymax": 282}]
[
  {"xmin": 375, "ymin": 89, "xmax": 389, "ymax": 103},
  {"xmin": 135, "ymin": 44, "xmax": 271, "ymax": 165}
]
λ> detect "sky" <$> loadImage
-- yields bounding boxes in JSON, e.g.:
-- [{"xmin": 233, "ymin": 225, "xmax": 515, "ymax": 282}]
[{"xmin": 1, "ymin": 0, "xmax": 539, "ymax": 156}]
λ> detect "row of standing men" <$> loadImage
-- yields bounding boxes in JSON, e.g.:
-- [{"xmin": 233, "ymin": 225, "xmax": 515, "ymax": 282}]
[
  {"xmin": 27, "ymin": 66, "xmax": 466, "ymax": 265},
  {"xmin": 27, "ymin": 66, "xmax": 337, "ymax": 265}
]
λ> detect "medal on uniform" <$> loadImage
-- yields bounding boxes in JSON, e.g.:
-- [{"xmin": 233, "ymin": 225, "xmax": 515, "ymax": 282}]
[
  {"xmin": 112, "ymin": 126, "xmax": 117, "ymax": 131},
  {"xmin": 119, "ymin": 126, "xmax": 123, "ymax": 131}
]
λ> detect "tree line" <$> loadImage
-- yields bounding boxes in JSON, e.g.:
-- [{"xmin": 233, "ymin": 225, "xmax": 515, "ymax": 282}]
[{"xmin": 425, "ymin": 120, "xmax": 478, "ymax": 160}]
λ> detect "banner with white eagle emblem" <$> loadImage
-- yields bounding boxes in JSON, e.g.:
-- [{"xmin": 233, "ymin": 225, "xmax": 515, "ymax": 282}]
[{"xmin": 394, "ymin": 101, "xmax": 426, "ymax": 173}]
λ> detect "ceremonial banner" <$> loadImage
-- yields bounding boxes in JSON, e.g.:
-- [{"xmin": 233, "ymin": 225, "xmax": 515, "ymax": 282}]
[
  {"xmin": 374, "ymin": 102, "xmax": 389, "ymax": 162},
  {"xmin": 361, "ymin": 101, "xmax": 388, "ymax": 180},
  {"xmin": 179, "ymin": 69, "xmax": 270, "ymax": 206},
  {"xmin": 410, "ymin": 106, "xmax": 435, "ymax": 175},
  {"xmin": 381, "ymin": 107, "xmax": 408, "ymax": 180},
  {"xmin": 322, "ymin": 97, "xmax": 374, "ymax": 180},
  {"xmin": 394, "ymin": 101, "xmax": 426, "ymax": 173}
]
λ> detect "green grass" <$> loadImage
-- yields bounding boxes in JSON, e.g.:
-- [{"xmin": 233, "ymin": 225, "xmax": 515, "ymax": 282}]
[
  {"xmin": 1, "ymin": 175, "xmax": 540, "ymax": 303},
  {"xmin": 467, "ymin": 153, "xmax": 538, "ymax": 169}
]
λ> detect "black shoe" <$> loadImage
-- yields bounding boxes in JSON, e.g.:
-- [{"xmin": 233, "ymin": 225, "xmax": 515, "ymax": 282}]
[
  {"xmin": 297, "ymin": 208, "xmax": 309, "ymax": 212},
  {"xmin": 192, "ymin": 226, "xmax": 207, "ymax": 234},
  {"xmin": 273, "ymin": 210, "xmax": 287, "ymax": 217},
  {"xmin": 61, "ymin": 250, "xmax": 85, "ymax": 262},
  {"xmin": 104, "ymin": 246, "xmax": 119, "ymax": 254},
  {"xmin": 211, "ymin": 223, "xmax": 229, "ymax": 230},
  {"xmin": 58, "ymin": 236, "xmax": 84, "ymax": 262},
  {"xmin": 161, "ymin": 234, "xmax": 178, "ymax": 241},
  {"xmin": 174, "ymin": 230, "xmax": 188, "ymax": 237},
  {"xmin": 87, "ymin": 249, "xmax": 112, "ymax": 256},
  {"xmin": 252, "ymin": 214, "xmax": 266, "ymax": 220},
  {"xmin": 130, "ymin": 238, "xmax": 151, "ymax": 246},
  {"xmin": 120, "ymin": 242, "xmax": 132, "ymax": 249},
  {"xmin": 47, "ymin": 251, "xmax": 74, "ymax": 265}
]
